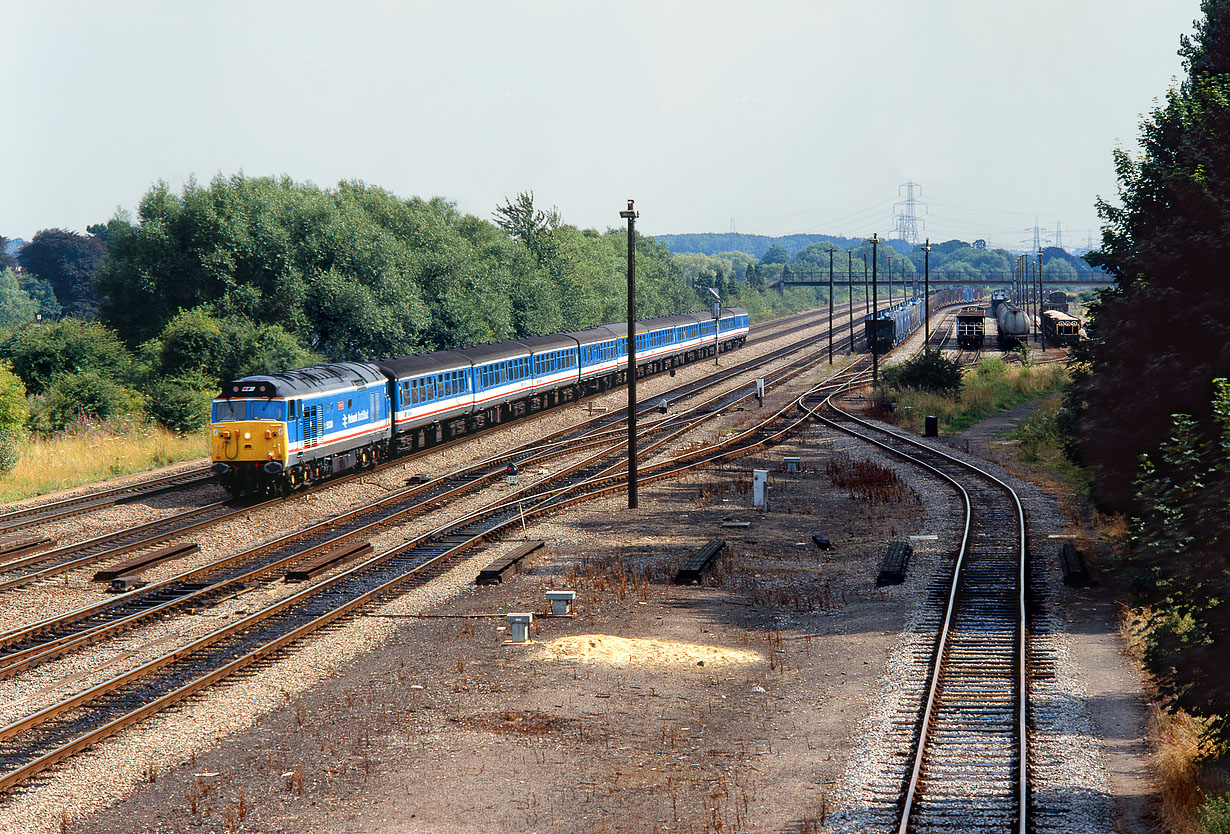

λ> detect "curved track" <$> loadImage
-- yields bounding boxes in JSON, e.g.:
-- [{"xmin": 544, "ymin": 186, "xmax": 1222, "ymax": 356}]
[{"xmin": 806, "ymin": 392, "xmax": 1029, "ymax": 833}]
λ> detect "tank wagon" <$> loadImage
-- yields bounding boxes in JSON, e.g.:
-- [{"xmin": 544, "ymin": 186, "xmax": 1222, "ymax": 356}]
[
  {"xmin": 955, "ymin": 306, "xmax": 986, "ymax": 349},
  {"xmin": 990, "ymin": 289, "xmax": 1009, "ymax": 318},
  {"xmin": 211, "ymin": 308, "xmax": 750, "ymax": 495},
  {"xmin": 1041, "ymin": 309, "xmax": 1082, "ymax": 346},
  {"xmin": 995, "ymin": 303, "xmax": 1031, "ymax": 349}
]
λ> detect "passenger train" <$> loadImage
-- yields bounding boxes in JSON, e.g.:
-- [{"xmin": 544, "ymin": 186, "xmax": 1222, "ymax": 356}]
[{"xmin": 210, "ymin": 308, "xmax": 750, "ymax": 496}]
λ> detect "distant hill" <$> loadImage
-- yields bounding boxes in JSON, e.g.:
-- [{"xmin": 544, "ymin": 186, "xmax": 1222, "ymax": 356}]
[{"xmin": 652, "ymin": 233, "xmax": 890, "ymax": 258}]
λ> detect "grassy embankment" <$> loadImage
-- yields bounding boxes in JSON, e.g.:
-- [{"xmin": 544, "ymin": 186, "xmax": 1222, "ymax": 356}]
[
  {"xmin": 0, "ymin": 419, "xmax": 207, "ymax": 504},
  {"xmin": 884, "ymin": 355, "xmax": 1069, "ymax": 433}
]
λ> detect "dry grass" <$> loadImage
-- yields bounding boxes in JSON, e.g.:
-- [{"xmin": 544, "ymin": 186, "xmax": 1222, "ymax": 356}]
[
  {"xmin": 0, "ymin": 419, "xmax": 207, "ymax": 503},
  {"xmin": 1121, "ymin": 607, "xmax": 1211, "ymax": 833},
  {"xmin": 886, "ymin": 358, "xmax": 1069, "ymax": 435}
]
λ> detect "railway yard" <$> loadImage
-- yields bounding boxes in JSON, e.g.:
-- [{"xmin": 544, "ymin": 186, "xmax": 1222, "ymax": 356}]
[{"xmin": 0, "ymin": 307, "xmax": 1153, "ymax": 834}]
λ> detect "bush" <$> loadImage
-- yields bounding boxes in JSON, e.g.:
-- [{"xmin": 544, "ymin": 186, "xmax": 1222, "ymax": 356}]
[
  {"xmin": 0, "ymin": 361, "xmax": 28, "ymax": 435},
  {"xmin": 33, "ymin": 370, "xmax": 144, "ymax": 434},
  {"xmin": 0, "ymin": 319, "xmax": 134, "ymax": 395},
  {"xmin": 0, "ymin": 430, "xmax": 20, "ymax": 474},
  {"xmin": 146, "ymin": 372, "xmax": 217, "ymax": 434},
  {"xmin": 152, "ymin": 308, "xmax": 320, "ymax": 381},
  {"xmin": 881, "ymin": 349, "xmax": 962, "ymax": 394},
  {"xmin": 1202, "ymin": 792, "xmax": 1230, "ymax": 834},
  {"xmin": 975, "ymin": 357, "xmax": 1008, "ymax": 378}
]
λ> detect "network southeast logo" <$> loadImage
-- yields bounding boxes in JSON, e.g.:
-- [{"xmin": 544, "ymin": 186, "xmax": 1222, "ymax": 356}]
[{"xmin": 342, "ymin": 409, "xmax": 371, "ymax": 427}]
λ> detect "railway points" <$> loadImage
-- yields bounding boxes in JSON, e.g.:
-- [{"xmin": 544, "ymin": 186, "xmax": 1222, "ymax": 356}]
[{"xmin": 0, "ymin": 300, "xmax": 1125, "ymax": 834}]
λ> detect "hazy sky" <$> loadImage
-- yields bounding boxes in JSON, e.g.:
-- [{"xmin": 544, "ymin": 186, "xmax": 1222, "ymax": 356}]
[{"xmin": 2, "ymin": 1, "xmax": 1200, "ymax": 251}]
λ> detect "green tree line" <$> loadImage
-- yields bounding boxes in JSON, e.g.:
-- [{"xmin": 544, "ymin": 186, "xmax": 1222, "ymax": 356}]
[
  {"xmin": 0, "ymin": 178, "xmax": 815, "ymax": 463},
  {"xmin": 1062, "ymin": 0, "xmax": 1230, "ymax": 757}
]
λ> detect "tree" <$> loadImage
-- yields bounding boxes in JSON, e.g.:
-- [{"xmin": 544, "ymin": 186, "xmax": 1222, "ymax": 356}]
[
  {"xmin": 1071, "ymin": 0, "xmax": 1230, "ymax": 509},
  {"xmin": 761, "ymin": 245, "xmax": 789, "ymax": 265},
  {"xmin": 17, "ymin": 229, "xmax": 104, "ymax": 318},
  {"xmin": 1126, "ymin": 380, "xmax": 1230, "ymax": 745},
  {"xmin": 1063, "ymin": 0, "xmax": 1230, "ymax": 750},
  {"xmin": 0, "ymin": 362, "xmax": 27, "ymax": 435},
  {"xmin": 0, "ymin": 268, "xmax": 39, "ymax": 328},
  {"xmin": 493, "ymin": 191, "xmax": 560, "ymax": 256},
  {"xmin": 0, "ymin": 236, "xmax": 17, "ymax": 272}
]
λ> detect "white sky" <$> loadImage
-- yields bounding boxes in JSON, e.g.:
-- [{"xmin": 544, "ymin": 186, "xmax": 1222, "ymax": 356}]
[{"xmin": 1, "ymin": 0, "xmax": 1200, "ymax": 251}]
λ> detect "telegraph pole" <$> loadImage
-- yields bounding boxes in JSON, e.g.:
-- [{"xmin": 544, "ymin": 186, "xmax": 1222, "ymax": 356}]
[
  {"xmin": 872, "ymin": 234, "xmax": 880, "ymax": 387},
  {"xmin": 847, "ymin": 250, "xmax": 854, "ymax": 355},
  {"xmin": 1037, "ymin": 249, "xmax": 1046, "ymax": 350},
  {"xmin": 828, "ymin": 247, "xmax": 834, "ymax": 364},
  {"xmin": 620, "ymin": 199, "xmax": 639, "ymax": 509},
  {"xmin": 923, "ymin": 238, "xmax": 931, "ymax": 348}
]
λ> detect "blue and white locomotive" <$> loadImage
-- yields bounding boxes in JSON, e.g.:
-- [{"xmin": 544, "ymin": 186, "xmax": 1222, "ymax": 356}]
[{"xmin": 210, "ymin": 308, "xmax": 750, "ymax": 495}]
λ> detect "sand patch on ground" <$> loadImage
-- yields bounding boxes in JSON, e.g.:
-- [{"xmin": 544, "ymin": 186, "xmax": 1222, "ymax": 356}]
[{"xmin": 536, "ymin": 634, "xmax": 765, "ymax": 668}]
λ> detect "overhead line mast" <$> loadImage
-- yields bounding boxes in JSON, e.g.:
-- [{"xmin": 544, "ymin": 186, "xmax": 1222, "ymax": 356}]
[{"xmin": 892, "ymin": 180, "xmax": 926, "ymax": 245}]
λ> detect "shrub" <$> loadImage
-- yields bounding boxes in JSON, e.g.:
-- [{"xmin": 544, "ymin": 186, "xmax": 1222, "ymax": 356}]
[
  {"xmin": 0, "ymin": 319, "xmax": 134, "ymax": 395},
  {"xmin": 881, "ymin": 349, "xmax": 962, "ymax": 394},
  {"xmin": 1201, "ymin": 792, "xmax": 1230, "ymax": 834},
  {"xmin": 975, "ymin": 357, "xmax": 1008, "ymax": 378},
  {"xmin": 0, "ymin": 430, "xmax": 20, "ymax": 474},
  {"xmin": 146, "ymin": 372, "xmax": 217, "ymax": 434},
  {"xmin": 152, "ymin": 308, "xmax": 320, "ymax": 381},
  {"xmin": 0, "ymin": 361, "xmax": 28, "ymax": 435},
  {"xmin": 33, "ymin": 370, "xmax": 144, "ymax": 433}
]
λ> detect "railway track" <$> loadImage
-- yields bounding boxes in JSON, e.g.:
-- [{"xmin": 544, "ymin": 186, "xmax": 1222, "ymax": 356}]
[
  {"xmin": 0, "ymin": 467, "xmax": 215, "ymax": 538},
  {"xmin": 805, "ymin": 389, "xmax": 1029, "ymax": 832},
  {"xmin": 0, "ymin": 331, "xmax": 873, "ymax": 794},
  {"xmin": 0, "ymin": 306, "xmax": 832, "ymax": 548}
]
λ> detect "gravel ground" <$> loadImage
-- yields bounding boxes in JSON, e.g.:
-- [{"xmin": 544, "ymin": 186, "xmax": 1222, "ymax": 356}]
[{"xmin": 0, "ymin": 315, "xmax": 1158, "ymax": 833}]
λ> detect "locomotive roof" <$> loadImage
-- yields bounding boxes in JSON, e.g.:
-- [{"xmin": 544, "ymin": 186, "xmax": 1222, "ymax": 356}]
[
  {"xmin": 219, "ymin": 361, "xmax": 384, "ymax": 398},
  {"xmin": 374, "ymin": 350, "xmax": 475, "ymax": 380}
]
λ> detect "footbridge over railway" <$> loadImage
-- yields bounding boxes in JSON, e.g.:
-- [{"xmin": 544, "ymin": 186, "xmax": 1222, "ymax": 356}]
[{"xmin": 769, "ymin": 269, "xmax": 1112, "ymax": 293}]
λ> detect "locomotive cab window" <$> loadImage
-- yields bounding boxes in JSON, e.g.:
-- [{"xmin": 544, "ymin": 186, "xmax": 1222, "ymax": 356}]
[
  {"xmin": 251, "ymin": 400, "xmax": 285, "ymax": 421},
  {"xmin": 212, "ymin": 400, "xmax": 247, "ymax": 422}
]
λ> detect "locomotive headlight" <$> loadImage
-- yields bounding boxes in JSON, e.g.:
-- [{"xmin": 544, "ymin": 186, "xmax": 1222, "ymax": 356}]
[
  {"xmin": 264, "ymin": 430, "xmax": 271, "ymax": 439},
  {"xmin": 244, "ymin": 432, "xmax": 251, "ymax": 440}
]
